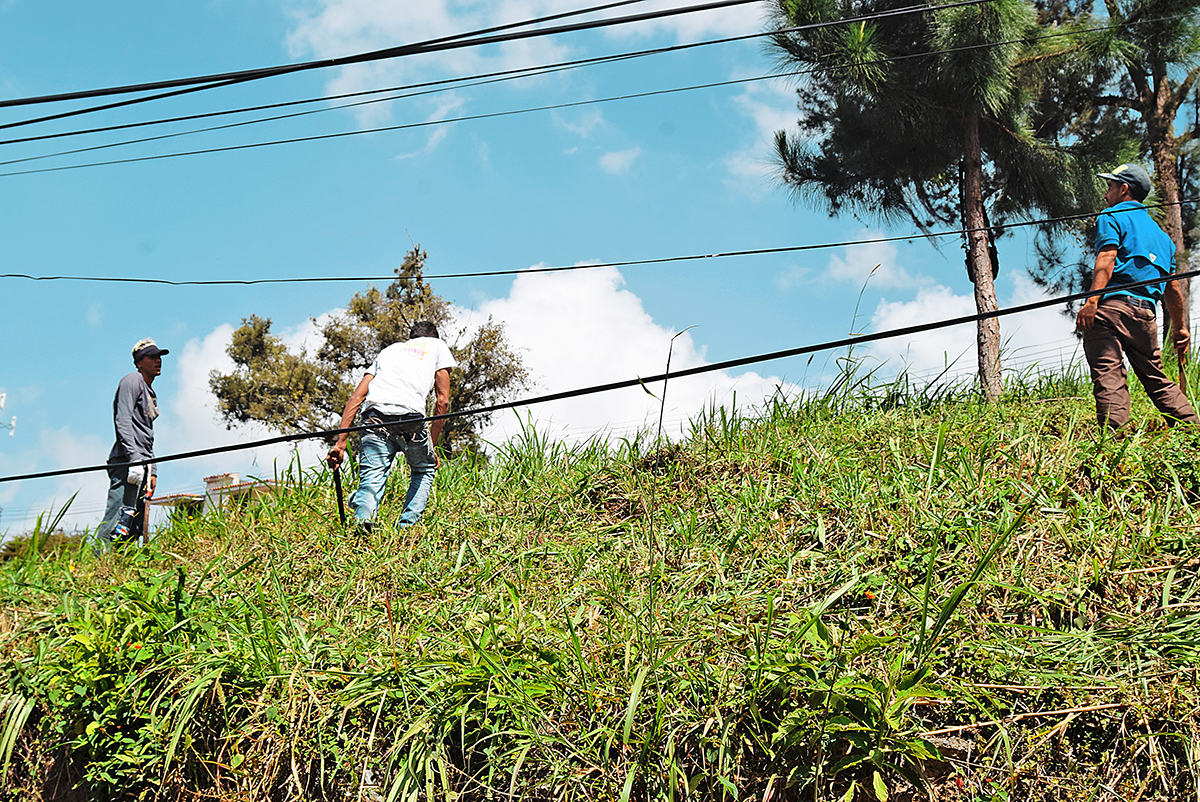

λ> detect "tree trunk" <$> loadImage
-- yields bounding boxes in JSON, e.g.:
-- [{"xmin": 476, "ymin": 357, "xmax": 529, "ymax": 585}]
[
  {"xmin": 963, "ymin": 112, "xmax": 1003, "ymax": 402},
  {"xmin": 1145, "ymin": 74, "xmax": 1190, "ymax": 354}
]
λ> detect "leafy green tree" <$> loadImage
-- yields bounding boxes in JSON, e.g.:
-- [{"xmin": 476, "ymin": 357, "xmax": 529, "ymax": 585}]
[
  {"xmin": 768, "ymin": 0, "xmax": 1086, "ymax": 400},
  {"xmin": 210, "ymin": 247, "xmax": 530, "ymax": 455}
]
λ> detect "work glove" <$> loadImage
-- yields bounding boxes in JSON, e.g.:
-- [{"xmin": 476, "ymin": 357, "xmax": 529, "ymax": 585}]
[{"xmin": 127, "ymin": 465, "xmax": 145, "ymax": 486}]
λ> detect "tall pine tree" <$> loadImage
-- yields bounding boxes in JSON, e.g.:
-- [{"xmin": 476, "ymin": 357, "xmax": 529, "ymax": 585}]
[{"xmin": 769, "ymin": 0, "xmax": 1085, "ymax": 399}]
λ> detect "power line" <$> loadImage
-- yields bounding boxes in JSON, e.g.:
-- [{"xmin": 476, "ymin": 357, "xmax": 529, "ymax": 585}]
[
  {"xmin": 5, "ymin": 0, "xmax": 1095, "ymax": 151},
  {"xmin": 0, "ymin": 53, "xmax": 638, "ymax": 149},
  {"xmin": 0, "ymin": 0, "xmax": 762, "ymax": 113},
  {"xmin": 5, "ymin": 3, "xmax": 1186, "ymax": 167},
  {"xmin": 2, "ymin": 199, "xmax": 1189, "ymax": 286},
  {"xmin": 0, "ymin": 73, "xmax": 806, "ymax": 177},
  {"xmin": 0, "ymin": 5, "xmax": 1003, "ymax": 176},
  {"xmin": 0, "ymin": 56, "xmax": 653, "ymax": 170},
  {"xmin": 1, "ymin": 266, "xmax": 1191, "ymax": 486},
  {"xmin": 6, "ymin": 9, "xmax": 1187, "ymax": 180},
  {"xmin": 0, "ymin": 0, "xmax": 663, "ymax": 136}
]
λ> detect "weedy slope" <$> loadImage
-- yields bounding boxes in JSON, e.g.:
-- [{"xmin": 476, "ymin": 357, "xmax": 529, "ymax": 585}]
[{"xmin": 2, "ymin": 369, "xmax": 1199, "ymax": 802}]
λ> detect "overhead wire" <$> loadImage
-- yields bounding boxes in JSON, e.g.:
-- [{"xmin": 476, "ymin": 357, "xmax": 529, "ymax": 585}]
[
  {"xmin": 1, "ymin": 266, "xmax": 1193, "ymax": 486},
  {"xmin": 0, "ymin": 0, "xmax": 668, "ymax": 137},
  {"xmin": 3, "ymin": 7, "xmax": 1190, "ymax": 178},
  {"xmin": 3, "ymin": 336, "xmax": 1091, "ymax": 527},
  {"xmin": 0, "ymin": 5, "xmax": 997, "ymax": 176},
  {"xmin": 3, "ymin": 199, "xmax": 1191, "ymax": 286},
  {"xmin": 6, "ymin": 0, "xmax": 1145, "ymax": 151},
  {"xmin": 0, "ymin": 0, "xmax": 766, "ymax": 114}
]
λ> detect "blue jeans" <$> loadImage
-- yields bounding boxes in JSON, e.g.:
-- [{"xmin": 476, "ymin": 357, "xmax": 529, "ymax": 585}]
[
  {"xmin": 94, "ymin": 461, "xmax": 142, "ymax": 552},
  {"xmin": 351, "ymin": 426, "xmax": 437, "ymax": 528}
]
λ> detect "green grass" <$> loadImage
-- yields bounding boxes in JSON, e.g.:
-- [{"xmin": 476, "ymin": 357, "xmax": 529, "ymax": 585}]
[{"xmin": 2, "ymin": 365, "xmax": 1200, "ymax": 801}]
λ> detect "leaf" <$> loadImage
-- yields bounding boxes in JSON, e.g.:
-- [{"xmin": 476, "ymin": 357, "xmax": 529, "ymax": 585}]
[
  {"xmin": 896, "ymin": 666, "xmax": 928, "ymax": 692},
  {"xmin": 872, "ymin": 769, "xmax": 888, "ymax": 802},
  {"xmin": 0, "ymin": 695, "xmax": 36, "ymax": 781},
  {"xmin": 622, "ymin": 664, "xmax": 650, "ymax": 744}
]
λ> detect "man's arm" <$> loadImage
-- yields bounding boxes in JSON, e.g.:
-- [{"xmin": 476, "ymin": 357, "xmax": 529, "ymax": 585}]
[
  {"xmin": 429, "ymin": 368, "xmax": 451, "ymax": 456},
  {"xmin": 1076, "ymin": 246, "xmax": 1117, "ymax": 332},
  {"xmin": 326, "ymin": 374, "xmax": 372, "ymax": 468},
  {"xmin": 112, "ymin": 376, "xmax": 145, "ymax": 462},
  {"xmin": 1163, "ymin": 278, "xmax": 1191, "ymax": 358},
  {"xmin": 113, "ymin": 376, "xmax": 155, "ymax": 490}
]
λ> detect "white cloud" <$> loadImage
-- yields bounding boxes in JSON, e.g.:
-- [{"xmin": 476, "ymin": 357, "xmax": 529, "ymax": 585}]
[
  {"xmin": 821, "ymin": 234, "xmax": 928, "ymax": 290},
  {"xmin": 865, "ymin": 275, "xmax": 1081, "ymax": 385},
  {"xmin": 471, "ymin": 265, "xmax": 799, "ymax": 444},
  {"xmin": 599, "ymin": 146, "xmax": 641, "ymax": 174},
  {"xmin": 0, "ymin": 427, "xmax": 110, "ymax": 538},
  {"xmin": 155, "ymin": 321, "xmax": 330, "ymax": 472},
  {"xmin": 86, "ymin": 302, "xmax": 103, "ymax": 327},
  {"xmin": 392, "ymin": 95, "xmax": 466, "ymax": 159},
  {"xmin": 723, "ymin": 79, "xmax": 796, "ymax": 198},
  {"xmin": 774, "ymin": 264, "xmax": 812, "ymax": 291},
  {"xmin": 555, "ymin": 109, "xmax": 605, "ymax": 138}
]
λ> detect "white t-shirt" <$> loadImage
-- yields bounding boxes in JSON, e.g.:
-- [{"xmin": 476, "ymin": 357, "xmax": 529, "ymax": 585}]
[{"xmin": 363, "ymin": 337, "xmax": 458, "ymax": 415}]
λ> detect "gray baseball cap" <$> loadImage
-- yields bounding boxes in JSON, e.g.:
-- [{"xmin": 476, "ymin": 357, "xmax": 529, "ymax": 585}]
[
  {"xmin": 132, "ymin": 337, "xmax": 169, "ymax": 361},
  {"xmin": 1097, "ymin": 163, "xmax": 1152, "ymax": 201}
]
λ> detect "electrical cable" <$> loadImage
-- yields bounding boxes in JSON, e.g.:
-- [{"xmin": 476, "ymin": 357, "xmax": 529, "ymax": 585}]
[
  {"xmin": 4, "ymin": 337, "xmax": 1094, "ymax": 525},
  {"xmin": 11, "ymin": 9, "xmax": 1172, "ymax": 178},
  {"xmin": 0, "ymin": 0, "xmax": 659, "ymax": 135},
  {"xmin": 0, "ymin": 0, "xmax": 766, "ymax": 112},
  {"xmin": 0, "ymin": 4, "xmax": 1003, "ymax": 175},
  {"xmin": 0, "ymin": 72, "xmax": 804, "ymax": 176},
  {"xmin": 2, "ymin": 199, "xmax": 1191, "ymax": 286},
  {"xmin": 0, "ymin": 52, "xmax": 639, "ymax": 148},
  {"xmin": 0, "ymin": 37, "xmax": 1084, "ymax": 168},
  {"xmin": 0, "ymin": 55, "xmax": 654, "ymax": 169},
  {"xmin": 7, "ymin": 0, "xmax": 1159, "ymax": 151},
  {"xmin": 2, "ymin": 265, "xmax": 1193, "ymax": 486}
]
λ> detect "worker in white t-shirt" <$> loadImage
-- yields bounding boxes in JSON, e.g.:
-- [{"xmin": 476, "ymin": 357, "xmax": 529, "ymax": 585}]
[{"xmin": 326, "ymin": 321, "xmax": 458, "ymax": 531}]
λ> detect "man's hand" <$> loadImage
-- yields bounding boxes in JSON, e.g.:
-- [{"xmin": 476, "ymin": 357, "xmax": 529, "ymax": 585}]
[
  {"xmin": 1175, "ymin": 325, "xmax": 1191, "ymax": 359},
  {"xmin": 1076, "ymin": 299, "xmax": 1099, "ymax": 332},
  {"xmin": 327, "ymin": 444, "xmax": 346, "ymax": 469},
  {"xmin": 147, "ymin": 475, "xmax": 156, "ymax": 500}
]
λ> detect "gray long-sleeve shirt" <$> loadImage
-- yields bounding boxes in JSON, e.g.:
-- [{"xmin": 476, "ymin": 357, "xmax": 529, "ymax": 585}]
[{"xmin": 106, "ymin": 372, "xmax": 159, "ymax": 476}]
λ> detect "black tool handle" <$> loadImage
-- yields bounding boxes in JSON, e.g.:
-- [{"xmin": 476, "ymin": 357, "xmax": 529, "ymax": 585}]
[{"xmin": 333, "ymin": 464, "xmax": 347, "ymax": 527}]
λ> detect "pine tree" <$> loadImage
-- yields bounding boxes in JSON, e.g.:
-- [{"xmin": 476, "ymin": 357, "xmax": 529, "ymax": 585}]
[{"xmin": 769, "ymin": 0, "xmax": 1085, "ymax": 400}]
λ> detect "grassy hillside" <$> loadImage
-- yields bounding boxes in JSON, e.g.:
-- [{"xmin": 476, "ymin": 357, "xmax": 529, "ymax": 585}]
[{"xmin": 2, "ymin": 370, "xmax": 1199, "ymax": 801}]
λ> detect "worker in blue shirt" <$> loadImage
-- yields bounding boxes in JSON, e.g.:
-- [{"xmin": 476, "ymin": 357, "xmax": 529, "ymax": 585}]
[{"xmin": 1076, "ymin": 163, "xmax": 1197, "ymax": 428}]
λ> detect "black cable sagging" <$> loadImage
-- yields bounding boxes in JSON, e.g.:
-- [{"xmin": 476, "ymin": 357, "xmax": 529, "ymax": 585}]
[
  {"xmin": 0, "ymin": 0, "xmax": 762, "ymax": 113},
  {"xmin": 2, "ymin": 266, "xmax": 1193, "ymax": 486}
]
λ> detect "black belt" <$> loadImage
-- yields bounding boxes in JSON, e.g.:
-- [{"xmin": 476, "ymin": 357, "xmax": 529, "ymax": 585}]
[
  {"xmin": 1104, "ymin": 294, "xmax": 1156, "ymax": 310},
  {"xmin": 362, "ymin": 409, "xmax": 425, "ymax": 441}
]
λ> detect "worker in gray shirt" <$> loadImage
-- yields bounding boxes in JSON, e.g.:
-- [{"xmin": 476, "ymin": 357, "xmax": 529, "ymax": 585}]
[{"xmin": 94, "ymin": 338, "xmax": 168, "ymax": 550}]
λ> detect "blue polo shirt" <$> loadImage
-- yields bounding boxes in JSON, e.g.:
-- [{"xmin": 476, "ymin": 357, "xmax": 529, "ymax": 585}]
[{"xmin": 1095, "ymin": 200, "xmax": 1175, "ymax": 302}]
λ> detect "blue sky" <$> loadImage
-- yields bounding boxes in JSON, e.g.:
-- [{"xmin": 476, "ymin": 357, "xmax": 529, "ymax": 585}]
[{"xmin": 0, "ymin": 0, "xmax": 1081, "ymax": 534}]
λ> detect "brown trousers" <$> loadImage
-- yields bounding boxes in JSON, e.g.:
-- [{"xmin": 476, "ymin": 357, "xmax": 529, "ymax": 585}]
[{"xmin": 1082, "ymin": 298, "xmax": 1198, "ymax": 428}]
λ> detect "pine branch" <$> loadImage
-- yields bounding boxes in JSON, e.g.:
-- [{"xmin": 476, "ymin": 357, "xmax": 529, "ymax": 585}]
[
  {"xmin": 1094, "ymin": 94, "xmax": 1138, "ymax": 109},
  {"xmin": 1171, "ymin": 64, "xmax": 1200, "ymax": 110}
]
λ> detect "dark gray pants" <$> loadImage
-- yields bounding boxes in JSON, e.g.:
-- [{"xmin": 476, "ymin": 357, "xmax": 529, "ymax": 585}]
[
  {"xmin": 95, "ymin": 462, "xmax": 142, "ymax": 551},
  {"xmin": 1082, "ymin": 298, "xmax": 1198, "ymax": 428}
]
